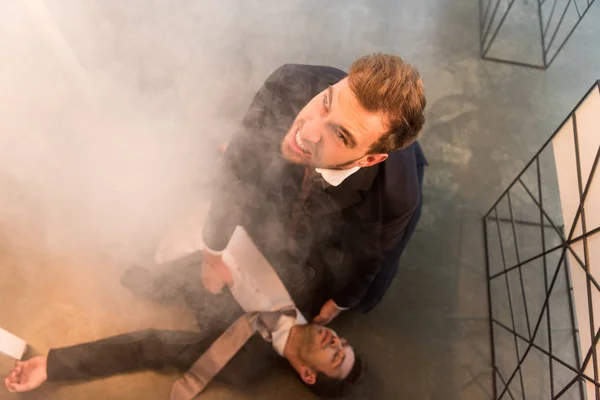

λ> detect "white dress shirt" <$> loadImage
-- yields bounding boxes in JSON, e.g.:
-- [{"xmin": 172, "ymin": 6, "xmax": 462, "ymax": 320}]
[
  {"xmin": 220, "ymin": 227, "xmax": 307, "ymax": 356},
  {"xmin": 155, "ymin": 214, "xmax": 306, "ymax": 357},
  {"xmin": 316, "ymin": 166, "xmax": 361, "ymax": 186}
]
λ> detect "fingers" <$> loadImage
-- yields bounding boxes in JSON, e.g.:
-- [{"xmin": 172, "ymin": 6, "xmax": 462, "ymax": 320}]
[
  {"xmin": 16, "ymin": 363, "xmax": 24, "ymax": 373},
  {"xmin": 5, "ymin": 377, "xmax": 15, "ymax": 392},
  {"xmin": 313, "ymin": 312, "xmax": 335, "ymax": 325},
  {"xmin": 4, "ymin": 372, "xmax": 29, "ymax": 393},
  {"xmin": 6, "ymin": 382, "xmax": 28, "ymax": 393},
  {"xmin": 12, "ymin": 361, "xmax": 23, "ymax": 374},
  {"xmin": 203, "ymin": 277, "xmax": 224, "ymax": 294},
  {"xmin": 201, "ymin": 276, "xmax": 220, "ymax": 294},
  {"xmin": 6, "ymin": 365, "xmax": 21, "ymax": 384},
  {"xmin": 214, "ymin": 262, "xmax": 233, "ymax": 287},
  {"xmin": 5, "ymin": 360, "xmax": 28, "ymax": 389},
  {"xmin": 4, "ymin": 378, "xmax": 25, "ymax": 393},
  {"xmin": 313, "ymin": 304, "xmax": 332, "ymax": 324},
  {"xmin": 201, "ymin": 265, "xmax": 225, "ymax": 294},
  {"xmin": 7, "ymin": 371, "xmax": 17, "ymax": 383}
]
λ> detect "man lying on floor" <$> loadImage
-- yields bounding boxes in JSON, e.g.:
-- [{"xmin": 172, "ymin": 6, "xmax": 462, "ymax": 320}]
[
  {"xmin": 4, "ymin": 227, "xmax": 365, "ymax": 399},
  {"xmin": 3, "ymin": 322, "xmax": 363, "ymax": 398}
]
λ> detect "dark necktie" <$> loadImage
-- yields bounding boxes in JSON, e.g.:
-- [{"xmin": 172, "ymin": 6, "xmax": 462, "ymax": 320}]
[{"xmin": 170, "ymin": 308, "xmax": 297, "ymax": 400}]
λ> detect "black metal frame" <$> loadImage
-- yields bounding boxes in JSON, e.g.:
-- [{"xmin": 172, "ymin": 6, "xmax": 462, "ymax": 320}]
[
  {"xmin": 479, "ymin": 0, "xmax": 597, "ymax": 69},
  {"xmin": 485, "ymin": 80, "xmax": 600, "ymax": 399}
]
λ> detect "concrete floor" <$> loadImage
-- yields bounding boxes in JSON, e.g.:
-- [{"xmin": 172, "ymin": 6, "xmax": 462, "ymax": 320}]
[{"xmin": 1, "ymin": 0, "xmax": 600, "ymax": 399}]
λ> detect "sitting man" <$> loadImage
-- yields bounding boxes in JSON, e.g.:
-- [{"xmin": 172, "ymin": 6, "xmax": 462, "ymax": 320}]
[
  {"xmin": 4, "ymin": 227, "xmax": 365, "ymax": 398},
  {"xmin": 194, "ymin": 53, "xmax": 427, "ymax": 325}
]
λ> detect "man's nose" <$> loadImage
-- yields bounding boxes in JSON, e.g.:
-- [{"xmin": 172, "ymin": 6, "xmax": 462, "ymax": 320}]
[{"xmin": 301, "ymin": 121, "xmax": 322, "ymax": 144}]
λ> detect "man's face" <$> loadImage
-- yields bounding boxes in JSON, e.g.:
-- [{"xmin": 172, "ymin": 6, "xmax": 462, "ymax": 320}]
[
  {"xmin": 297, "ymin": 324, "xmax": 355, "ymax": 380},
  {"xmin": 280, "ymin": 78, "xmax": 388, "ymax": 169}
]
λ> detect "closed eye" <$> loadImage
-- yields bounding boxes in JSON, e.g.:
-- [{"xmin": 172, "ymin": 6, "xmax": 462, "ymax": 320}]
[
  {"xmin": 333, "ymin": 351, "xmax": 345, "ymax": 368},
  {"xmin": 332, "ymin": 351, "xmax": 341, "ymax": 365},
  {"xmin": 323, "ymin": 93, "xmax": 330, "ymax": 110}
]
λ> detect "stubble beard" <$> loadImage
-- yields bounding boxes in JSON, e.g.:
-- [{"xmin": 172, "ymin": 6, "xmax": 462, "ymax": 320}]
[
  {"xmin": 297, "ymin": 324, "xmax": 319, "ymax": 361},
  {"xmin": 280, "ymin": 134, "xmax": 361, "ymax": 170},
  {"xmin": 279, "ymin": 120, "xmax": 362, "ymax": 170}
]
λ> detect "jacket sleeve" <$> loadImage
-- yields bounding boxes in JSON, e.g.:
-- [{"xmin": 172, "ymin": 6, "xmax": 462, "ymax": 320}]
[
  {"xmin": 46, "ymin": 329, "xmax": 212, "ymax": 381},
  {"xmin": 202, "ymin": 66, "xmax": 288, "ymax": 251},
  {"xmin": 331, "ymin": 208, "xmax": 416, "ymax": 309}
]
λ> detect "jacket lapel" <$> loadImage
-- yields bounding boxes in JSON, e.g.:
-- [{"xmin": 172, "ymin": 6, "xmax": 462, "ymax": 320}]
[{"xmin": 310, "ymin": 164, "xmax": 379, "ymax": 217}]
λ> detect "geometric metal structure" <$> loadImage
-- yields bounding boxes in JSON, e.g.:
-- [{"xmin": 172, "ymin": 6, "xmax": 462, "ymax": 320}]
[
  {"xmin": 485, "ymin": 80, "xmax": 600, "ymax": 399},
  {"xmin": 479, "ymin": 0, "xmax": 597, "ymax": 69}
]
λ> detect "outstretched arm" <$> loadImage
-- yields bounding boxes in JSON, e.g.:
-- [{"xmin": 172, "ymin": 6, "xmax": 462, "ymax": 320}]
[{"xmin": 4, "ymin": 329, "xmax": 210, "ymax": 393}]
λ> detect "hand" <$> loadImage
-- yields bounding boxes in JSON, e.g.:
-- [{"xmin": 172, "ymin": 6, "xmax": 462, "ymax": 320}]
[
  {"xmin": 313, "ymin": 299, "xmax": 344, "ymax": 325},
  {"xmin": 4, "ymin": 356, "xmax": 48, "ymax": 393},
  {"xmin": 201, "ymin": 249, "xmax": 233, "ymax": 294}
]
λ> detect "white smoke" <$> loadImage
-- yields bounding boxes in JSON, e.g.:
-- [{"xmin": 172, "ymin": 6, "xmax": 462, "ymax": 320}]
[
  {"xmin": 0, "ymin": 0, "xmax": 257, "ymax": 258},
  {"xmin": 0, "ymin": 0, "xmax": 379, "ymax": 260}
]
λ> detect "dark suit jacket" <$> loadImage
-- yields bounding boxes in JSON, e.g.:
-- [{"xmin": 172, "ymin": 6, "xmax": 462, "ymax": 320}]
[
  {"xmin": 203, "ymin": 64, "xmax": 427, "ymax": 309},
  {"xmin": 43, "ymin": 64, "xmax": 426, "ymax": 388}
]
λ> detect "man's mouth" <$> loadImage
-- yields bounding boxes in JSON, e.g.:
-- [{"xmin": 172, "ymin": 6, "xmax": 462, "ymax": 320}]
[{"xmin": 291, "ymin": 126, "xmax": 311, "ymax": 156}]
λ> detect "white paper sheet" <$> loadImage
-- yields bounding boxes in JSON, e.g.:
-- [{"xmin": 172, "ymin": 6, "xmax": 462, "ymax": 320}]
[{"xmin": 0, "ymin": 328, "xmax": 27, "ymax": 360}]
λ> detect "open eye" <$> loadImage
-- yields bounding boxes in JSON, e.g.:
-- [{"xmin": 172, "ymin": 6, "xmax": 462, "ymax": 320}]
[{"xmin": 336, "ymin": 131, "xmax": 348, "ymax": 145}]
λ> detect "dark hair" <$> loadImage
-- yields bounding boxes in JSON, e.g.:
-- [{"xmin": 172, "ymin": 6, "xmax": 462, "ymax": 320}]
[
  {"xmin": 308, "ymin": 354, "xmax": 367, "ymax": 398},
  {"xmin": 347, "ymin": 53, "xmax": 426, "ymax": 154}
]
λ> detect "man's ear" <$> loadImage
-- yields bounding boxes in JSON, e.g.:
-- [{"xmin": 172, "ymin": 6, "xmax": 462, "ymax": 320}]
[
  {"xmin": 357, "ymin": 153, "xmax": 388, "ymax": 167},
  {"xmin": 298, "ymin": 365, "xmax": 317, "ymax": 385}
]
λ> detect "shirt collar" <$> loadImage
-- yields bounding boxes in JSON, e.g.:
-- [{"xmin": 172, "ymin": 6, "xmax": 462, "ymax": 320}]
[{"xmin": 315, "ymin": 166, "xmax": 361, "ymax": 186}]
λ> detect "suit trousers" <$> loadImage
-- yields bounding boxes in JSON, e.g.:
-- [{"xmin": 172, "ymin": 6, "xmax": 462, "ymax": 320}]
[{"xmin": 46, "ymin": 327, "xmax": 279, "ymax": 389}]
